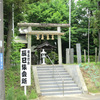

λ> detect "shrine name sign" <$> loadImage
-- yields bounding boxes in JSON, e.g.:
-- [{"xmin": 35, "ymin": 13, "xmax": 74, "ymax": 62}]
[{"xmin": 20, "ymin": 49, "xmax": 31, "ymax": 86}]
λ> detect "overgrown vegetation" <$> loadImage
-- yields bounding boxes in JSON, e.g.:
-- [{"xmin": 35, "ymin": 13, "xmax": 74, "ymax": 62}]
[
  {"xmin": 46, "ymin": 51, "xmax": 58, "ymax": 64},
  {"xmin": 5, "ymin": 66, "xmax": 38, "ymax": 100},
  {"xmin": 10, "ymin": 39, "xmax": 25, "ymax": 66},
  {"xmin": 5, "ymin": 41, "xmax": 38, "ymax": 100},
  {"xmin": 80, "ymin": 62, "xmax": 100, "ymax": 93},
  {"xmin": 4, "ymin": 0, "xmax": 100, "ymax": 66},
  {"xmin": 74, "ymin": 55, "xmax": 96, "ymax": 63},
  {"xmin": 3, "ymin": 0, "xmax": 100, "ymax": 98}
]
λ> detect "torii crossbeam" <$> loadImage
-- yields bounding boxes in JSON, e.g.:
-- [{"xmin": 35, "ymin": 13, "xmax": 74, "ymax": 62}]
[{"xmin": 18, "ymin": 23, "xmax": 70, "ymax": 64}]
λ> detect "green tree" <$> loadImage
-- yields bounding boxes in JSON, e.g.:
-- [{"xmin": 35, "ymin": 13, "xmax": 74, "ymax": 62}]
[
  {"xmin": 4, "ymin": 0, "xmax": 51, "ymax": 68},
  {"xmin": 97, "ymin": 1, "xmax": 100, "ymax": 61},
  {"xmin": 25, "ymin": 0, "xmax": 98, "ymax": 62},
  {"xmin": 10, "ymin": 39, "xmax": 25, "ymax": 67},
  {"xmin": 76, "ymin": 0, "xmax": 98, "ymax": 55},
  {"xmin": 4, "ymin": 0, "xmax": 28, "ymax": 68},
  {"xmin": 6, "ymin": 0, "xmax": 99, "ymax": 63},
  {"xmin": 89, "ymin": 0, "xmax": 100, "ymax": 61},
  {"xmin": 93, "ymin": 1, "xmax": 100, "ymax": 61}
]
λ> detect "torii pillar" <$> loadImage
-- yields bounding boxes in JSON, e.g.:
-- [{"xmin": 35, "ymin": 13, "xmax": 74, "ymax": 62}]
[
  {"xmin": 57, "ymin": 27, "xmax": 62, "ymax": 64},
  {"xmin": 27, "ymin": 26, "xmax": 32, "ymax": 49},
  {"xmin": 18, "ymin": 23, "xmax": 70, "ymax": 65}
]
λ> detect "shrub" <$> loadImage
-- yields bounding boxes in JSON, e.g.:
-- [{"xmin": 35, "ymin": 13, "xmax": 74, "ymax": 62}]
[
  {"xmin": 16, "ymin": 95, "xmax": 28, "ymax": 100},
  {"xmin": 6, "ymin": 87, "xmax": 14, "ymax": 100},
  {"xmin": 74, "ymin": 55, "xmax": 95, "ymax": 63},
  {"xmin": 10, "ymin": 39, "xmax": 25, "ymax": 67},
  {"xmin": 46, "ymin": 51, "xmax": 58, "ymax": 64},
  {"xmin": 29, "ymin": 90, "xmax": 37, "ymax": 99}
]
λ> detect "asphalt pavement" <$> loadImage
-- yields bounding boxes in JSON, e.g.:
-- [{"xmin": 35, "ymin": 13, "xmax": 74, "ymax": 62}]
[{"xmin": 39, "ymin": 94, "xmax": 100, "ymax": 100}]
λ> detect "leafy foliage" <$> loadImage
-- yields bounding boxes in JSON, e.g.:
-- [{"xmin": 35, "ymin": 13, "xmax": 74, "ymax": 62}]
[
  {"xmin": 29, "ymin": 90, "xmax": 37, "ymax": 99},
  {"xmin": 4, "ymin": 0, "xmax": 100, "ymax": 64},
  {"xmin": 74, "ymin": 55, "xmax": 95, "ymax": 63},
  {"xmin": 16, "ymin": 95, "xmax": 27, "ymax": 100},
  {"xmin": 10, "ymin": 39, "xmax": 25, "ymax": 67},
  {"xmin": 5, "ymin": 66, "xmax": 37, "ymax": 100},
  {"xmin": 80, "ymin": 62, "xmax": 100, "ymax": 93},
  {"xmin": 46, "ymin": 51, "xmax": 58, "ymax": 64},
  {"xmin": 24, "ymin": 0, "xmax": 98, "ymax": 62},
  {"xmin": 6, "ymin": 87, "xmax": 14, "ymax": 100}
]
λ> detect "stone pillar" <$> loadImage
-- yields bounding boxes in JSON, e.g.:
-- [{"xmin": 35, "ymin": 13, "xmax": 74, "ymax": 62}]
[
  {"xmin": 66, "ymin": 48, "xmax": 74, "ymax": 64},
  {"xmin": 66, "ymin": 49, "xmax": 70, "ymax": 64},
  {"xmin": 57, "ymin": 27, "xmax": 62, "ymax": 64},
  {"xmin": 84, "ymin": 49, "xmax": 86, "ymax": 63},
  {"xmin": 28, "ymin": 27, "xmax": 32, "ymax": 49},
  {"xmin": 95, "ymin": 47, "xmax": 97, "ymax": 63},
  {"xmin": 71, "ymin": 48, "xmax": 74, "ymax": 63},
  {"xmin": 76, "ymin": 43, "xmax": 82, "ymax": 63}
]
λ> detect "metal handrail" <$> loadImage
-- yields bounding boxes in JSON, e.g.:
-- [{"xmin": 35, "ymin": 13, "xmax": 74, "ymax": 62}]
[{"xmin": 46, "ymin": 55, "xmax": 64, "ymax": 96}]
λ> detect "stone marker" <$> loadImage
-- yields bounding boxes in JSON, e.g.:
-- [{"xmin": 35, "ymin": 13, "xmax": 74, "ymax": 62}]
[
  {"xmin": 84, "ymin": 49, "xmax": 86, "ymax": 63},
  {"xmin": 95, "ymin": 47, "xmax": 97, "ymax": 63},
  {"xmin": 66, "ymin": 49, "xmax": 69, "ymax": 64},
  {"xmin": 66, "ymin": 48, "xmax": 74, "ymax": 64},
  {"xmin": 76, "ymin": 43, "xmax": 81, "ymax": 63}
]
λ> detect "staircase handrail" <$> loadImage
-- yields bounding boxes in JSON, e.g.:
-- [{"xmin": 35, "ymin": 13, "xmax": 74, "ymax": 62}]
[{"xmin": 46, "ymin": 55, "xmax": 64, "ymax": 96}]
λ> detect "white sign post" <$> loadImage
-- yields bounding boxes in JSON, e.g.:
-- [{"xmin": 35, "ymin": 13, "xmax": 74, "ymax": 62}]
[
  {"xmin": 20, "ymin": 49, "xmax": 31, "ymax": 95},
  {"xmin": 0, "ymin": 40, "xmax": 2, "ymax": 48}
]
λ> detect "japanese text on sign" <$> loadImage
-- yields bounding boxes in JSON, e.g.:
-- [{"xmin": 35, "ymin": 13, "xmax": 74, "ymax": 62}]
[{"xmin": 20, "ymin": 49, "xmax": 31, "ymax": 86}]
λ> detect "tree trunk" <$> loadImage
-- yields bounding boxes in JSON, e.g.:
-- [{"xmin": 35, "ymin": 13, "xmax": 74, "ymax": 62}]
[
  {"xmin": 98, "ymin": 1, "xmax": 100, "ymax": 61},
  {"xmin": 98, "ymin": 30, "xmax": 100, "ymax": 61},
  {"xmin": 5, "ymin": 14, "xmax": 12, "ymax": 68}
]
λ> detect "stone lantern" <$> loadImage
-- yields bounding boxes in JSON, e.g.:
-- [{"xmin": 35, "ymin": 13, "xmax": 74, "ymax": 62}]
[{"xmin": 41, "ymin": 49, "xmax": 46, "ymax": 64}]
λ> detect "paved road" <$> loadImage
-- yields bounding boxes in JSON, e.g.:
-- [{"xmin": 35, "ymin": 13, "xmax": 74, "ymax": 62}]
[{"xmin": 39, "ymin": 94, "xmax": 100, "ymax": 100}]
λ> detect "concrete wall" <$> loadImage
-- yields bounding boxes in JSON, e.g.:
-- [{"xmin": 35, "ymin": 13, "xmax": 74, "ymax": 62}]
[
  {"xmin": 32, "ymin": 66, "xmax": 41, "ymax": 94},
  {"xmin": 63, "ymin": 65, "xmax": 88, "ymax": 94}
]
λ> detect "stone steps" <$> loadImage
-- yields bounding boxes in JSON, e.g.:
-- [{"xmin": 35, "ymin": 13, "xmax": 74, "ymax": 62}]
[
  {"xmin": 35, "ymin": 65, "xmax": 82, "ymax": 96},
  {"xmin": 40, "ymin": 84, "xmax": 78, "ymax": 88},
  {"xmin": 42, "ymin": 91, "xmax": 82, "ymax": 96}
]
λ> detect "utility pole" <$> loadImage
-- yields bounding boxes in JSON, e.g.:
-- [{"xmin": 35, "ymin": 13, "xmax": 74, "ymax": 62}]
[
  {"xmin": 12, "ymin": 4, "xmax": 14, "ymax": 37},
  {"xmin": 69, "ymin": 0, "xmax": 71, "ymax": 63},
  {"xmin": 0, "ymin": 0, "xmax": 5, "ymax": 100},
  {"xmin": 88, "ymin": 10, "xmax": 90, "ymax": 63}
]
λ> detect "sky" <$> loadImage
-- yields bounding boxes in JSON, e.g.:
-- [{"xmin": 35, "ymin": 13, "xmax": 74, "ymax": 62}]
[
  {"xmin": 75, "ymin": 0, "xmax": 78, "ymax": 3},
  {"xmin": 75, "ymin": 0, "xmax": 78, "ymax": 2}
]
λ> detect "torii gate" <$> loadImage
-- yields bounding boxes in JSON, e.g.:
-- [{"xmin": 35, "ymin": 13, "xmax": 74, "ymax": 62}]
[{"xmin": 18, "ymin": 23, "xmax": 70, "ymax": 65}]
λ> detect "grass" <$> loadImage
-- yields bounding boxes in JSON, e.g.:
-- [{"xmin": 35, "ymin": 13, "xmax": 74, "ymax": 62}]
[
  {"xmin": 63, "ymin": 62, "xmax": 100, "ymax": 93},
  {"xmin": 80, "ymin": 62, "xmax": 100, "ymax": 93},
  {"xmin": 5, "ymin": 65, "xmax": 38, "ymax": 100},
  {"xmin": 5, "ymin": 61, "xmax": 100, "ymax": 98}
]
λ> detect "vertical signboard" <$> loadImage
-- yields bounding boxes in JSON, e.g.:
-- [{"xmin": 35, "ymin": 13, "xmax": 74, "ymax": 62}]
[
  {"xmin": 0, "ymin": 53, "xmax": 3, "ymax": 70},
  {"xmin": 20, "ymin": 49, "xmax": 31, "ymax": 86}
]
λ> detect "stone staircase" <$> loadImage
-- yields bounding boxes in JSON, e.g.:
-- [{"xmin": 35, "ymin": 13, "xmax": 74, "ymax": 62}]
[{"xmin": 36, "ymin": 65, "xmax": 83, "ymax": 96}]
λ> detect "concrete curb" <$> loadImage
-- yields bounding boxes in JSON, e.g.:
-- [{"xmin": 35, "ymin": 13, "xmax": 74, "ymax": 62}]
[
  {"xmin": 63, "ymin": 64, "xmax": 88, "ymax": 94},
  {"xmin": 32, "ymin": 66, "xmax": 41, "ymax": 94}
]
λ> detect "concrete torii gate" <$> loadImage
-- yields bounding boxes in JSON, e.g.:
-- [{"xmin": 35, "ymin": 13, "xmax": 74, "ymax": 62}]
[{"xmin": 18, "ymin": 23, "xmax": 70, "ymax": 65}]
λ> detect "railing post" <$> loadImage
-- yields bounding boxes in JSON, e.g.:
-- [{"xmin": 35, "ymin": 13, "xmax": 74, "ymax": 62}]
[
  {"xmin": 46, "ymin": 54, "xmax": 64, "ymax": 96},
  {"xmin": 46, "ymin": 55, "xmax": 54, "ymax": 78},
  {"xmin": 63, "ymin": 80, "xmax": 64, "ymax": 96},
  {"xmin": 53, "ymin": 65, "xmax": 54, "ymax": 78}
]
